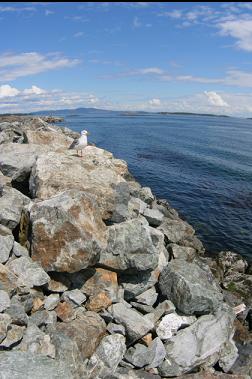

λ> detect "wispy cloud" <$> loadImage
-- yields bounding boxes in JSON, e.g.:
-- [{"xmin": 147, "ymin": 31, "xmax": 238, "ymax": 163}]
[
  {"xmin": 73, "ymin": 31, "xmax": 84, "ymax": 38},
  {"xmin": 0, "ymin": 52, "xmax": 80, "ymax": 81},
  {"xmin": 0, "ymin": 6, "xmax": 36, "ymax": 13}
]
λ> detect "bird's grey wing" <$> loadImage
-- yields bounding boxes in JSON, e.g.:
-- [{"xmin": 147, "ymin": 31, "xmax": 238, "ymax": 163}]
[{"xmin": 68, "ymin": 138, "xmax": 79, "ymax": 149}]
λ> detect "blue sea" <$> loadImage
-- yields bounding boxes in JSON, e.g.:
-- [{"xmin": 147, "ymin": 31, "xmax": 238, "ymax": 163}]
[{"xmin": 52, "ymin": 110, "xmax": 252, "ymax": 261}]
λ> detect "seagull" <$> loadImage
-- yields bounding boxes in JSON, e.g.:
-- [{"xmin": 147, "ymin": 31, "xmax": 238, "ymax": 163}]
[{"xmin": 68, "ymin": 130, "xmax": 90, "ymax": 157}]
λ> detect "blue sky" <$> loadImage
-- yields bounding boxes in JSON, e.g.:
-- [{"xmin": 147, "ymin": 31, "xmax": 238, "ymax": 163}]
[{"xmin": 1, "ymin": 2, "xmax": 252, "ymax": 115}]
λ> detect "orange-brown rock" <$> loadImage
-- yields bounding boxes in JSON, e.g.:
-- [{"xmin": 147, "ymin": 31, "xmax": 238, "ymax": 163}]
[
  {"xmin": 86, "ymin": 291, "xmax": 112, "ymax": 312},
  {"xmin": 30, "ymin": 190, "xmax": 107, "ymax": 272},
  {"xmin": 56, "ymin": 311, "xmax": 106, "ymax": 359},
  {"xmin": 55, "ymin": 302, "xmax": 76, "ymax": 322}
]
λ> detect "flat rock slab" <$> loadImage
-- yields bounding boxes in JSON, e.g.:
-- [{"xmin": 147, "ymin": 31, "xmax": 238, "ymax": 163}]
[
  {"xmin": 159, "ymin": 260, "xmax": 223, "ymax": 315},
  {"xmin": 30, "ymin": 190, "xmax": 107, "ymax": 272}
]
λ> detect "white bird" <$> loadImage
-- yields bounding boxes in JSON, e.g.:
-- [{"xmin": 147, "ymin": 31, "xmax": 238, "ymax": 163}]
[{"xmin": 68, "ymin": 130, "xmax": 90, "ymax": 157}]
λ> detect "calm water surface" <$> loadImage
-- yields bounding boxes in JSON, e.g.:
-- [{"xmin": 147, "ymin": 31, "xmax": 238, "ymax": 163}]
[{"xmin": 55, "ymin": 112, "xmax": 252, "ymax": 260}]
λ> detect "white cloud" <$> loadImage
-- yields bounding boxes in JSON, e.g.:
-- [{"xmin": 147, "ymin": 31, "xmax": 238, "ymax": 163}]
[
  {"xmin": 0, "ymin": 6, "xmax": 35, "ymax": 13},
  {"xmin": 45, "ymin": 9, "xmax": 54, "ymax": 16},
  {"xmin": 218, "ymin": 19, "xmax": 252, "ymax": 52},
  {"xmin": 0, "ymin": 84, "xmax": 20, "ymax": 98},
  {"xmin": 73, "ymin": 31, "xmax": 84, "ymax": 38},
  {"xmin": 0, "ymin": 52, "xmax": 80, "ymax": 81},
  {"xmin": 204, "ymin": 91, "xmax": 229, "ymax": 107},
  {"xmin": 133, "ymin": 16, "xmax": 141, "ymax": 28},
  {"xmin": 23, "ymin": 85, "xmax": 46, "ymax": 95},
  {"xmin": 149, "ymin": 98, "xmax": 161, "ymax": 106}
]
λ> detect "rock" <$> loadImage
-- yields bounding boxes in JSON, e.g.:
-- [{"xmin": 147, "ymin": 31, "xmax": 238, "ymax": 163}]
[
  {"xmin": 0, "ymin": 263, "xmax": 17, "ymax": 294},
  {"xmin": 231, "ymin": 342, "xmax": 252, "ymax": 377},
  {"xmin": 0, "ymin": 351, "xmax": 73, "ymax": 379},
  {"xmin": 62, "ymin": 289, "xmax": 86, "ymax": 307},
  {"xmin": 81, "ymin": 268, "xmax": 118, "ymax": 310},
  {"xmin": 0, "ymin": 225, "xmax": 14, "ymax": 263},
  {"xmin": 0, "ymin": 171, "xmax": 12, "ymax": 187},
  {"xmin": 0, "ymin": 324, "xmax": 25, "ymax": 348},
  {"xmin": 222, "ymin": 271, "xmax": 252, "ymax": 305},
  {"xmin": 130, "ymin": 302, "xmax": 155, "ymax": 314},
  {"xmin": 176, "ymin": 374, "xmax": 250, "ymax": 379},
  {"xmin": 29, "ymin": 310, "xmax": 56, "ymax": 327},
  {"xmin": 100, "ymin": 218, "xmax": 162, "ymax": 271},
  {"xmin": 138, "ymin": 187, "xmax": 155, "ymax": 204},
  {"xmin": 0, "ymin": 143, "xmax": 49, "ymax": 183},
  {"xmin": 110, "ymin": 182, "xmax": 130, "ymax": 223},
  {"xmin": 144, "ymin": 300, "xmax": 176, "ymax": 324},
  {"xmin": 159, "ymin": 305, "xmax": 236, "ymax": 377},
  {"xmin": 56, "ymin": 311, "xmax": 106, "ymax": 359},
  {"xmin": 29, "ymin": 147, "xmax": 129, "ymax": 219},
  {"xmin": 125, "ymin": 337, "xmax": 166, "ymax": 369},
  {"xmin": 135, "ymin": 287, "xmax": 158, "ymax": 306},
  {"xmin": 107, "ymin": 322, "xmax": 126, "ymax": 335},
  {"xmin": 30, "ymin": 190, "xmax": 106, "ymax": 273},
  {"xmin": 25, "ymin": 129, "xmax": 73, "ymax": 151},
  {"xmin": 85, "ymin": 334, "xmax": 126, "ymax": 378},
  {"xmin": 158, "ymin": 218, "xmax": 195, "ymax": 243},
  {"xmin": 0, "ymin": 290, "xmax": 10, "ymax": 312},
  {"xmin": 5, "ymin": 297, "xmax": 28, "ymax": 325},
  {"xmin": 0, "ymin": 186, "xmax": 30, "ymax": 230},
  {"xmin": 120, "ymin": 268, "xmax": 160, "ymax": 301},
  {"xmin": 19, "ymin": 324, "xmax": 55, "ymax": 358},
  {"xmin": 143, "ymin": 208, "xmax": 164, "ymax": 227},
  {"xmin": 6, "ymin": 257, "xmax": 50, "ymax": 288},
  {"xmin": 217, "ymin": 251, "xmax": 248, "ymax": 275},
  {"xmin": 12, "ymin": 241, "xmax": 29, "ymax": 258},
  {"xmin": 108, "ymin": 302, "xmax": 154, "ymax": 343},
  {"xmin": 219, "ymin": 338, "xmax": 238, "ymax": 372},
  {"xmin": 0, "ymin": 313, "xmax": 11, "ymax": 343},
  {"xmin": 0, "ymin": 121, "xmax": 26, "ymax": 144},
  {"xmin": 112, "ymin": 367, "xmax": 161, "ymax": 378},
  {"xmin": 128, "ymin": 197, "xmax": 147, "ymax": 216},
  {"xmin": 156, "ymin": 313, "xmax": 196, "ymax": 340},
  {"xmin": 159, "ymin": 260, "xmax": 223, "ymax": 315},
  {"xmin": 48, "ymin": 328, "xmax": 86, "ymax": 378},
  {"xmin": 47, "ymin": 278, "xmax": 69, "ymax": 293},
  {"xmin": 167, "ymin": 243, "xmax": 196, "ymax": 261},
  {"xmin": 55, "ymin": 301, "xmax": 76, "ymax": 322},
  {"xmin": 44, "ymin": 294, "xmax": 60, "ymax": 311}
]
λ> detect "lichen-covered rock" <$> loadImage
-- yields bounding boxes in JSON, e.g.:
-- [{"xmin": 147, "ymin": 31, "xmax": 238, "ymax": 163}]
[
  {"xmin": 159, "ymin": 260, "xmax": 223, "ymax": 315},
  {"xmin": 0, "ymin": 313, "xmax": 11, "ymax": 343},
  {"xmin": 156, "ymin": 313, "xmax": 196, "ymax": 340},
  {"xmin": 0, "ymin": 324, "xmax": 25, "ymax": 348},
  {"xmin": 0, "ymin": 186, "xmax": 30, "ymax": 230},
  {"xmin": 30, "ymin": 190, "xmax": 107, "ymax": 272},
  {"xmin": 19, "ymin": 324, "xmax": 55, "ymax": 358},
  {"xmin": 55, "ymin": 311, "xmax": 106, "ymax": 359},
  {"xmin": 100, "ymin": 218, "xmax": 163, "ymax": 271},
  {"xmin": 159, "ymin": 305, "xmax": 236, "ymax": 377},
  {"xmin": 85, "ymin": 334, "xmax": 126, "ymax": 378},
  {"xmin": 0, "ymin": 290, "xmax": 10, "ymax": 312},
  {"xmin": 0, "ymin": 351, "xmax": 73, "ymax": 379},
  {"xmin": 143, "ymin": 208, "xmax": 164, "ymax": 227},
  {"xmin": 25, "ymin": 129, "xmax": 73, "ymax": 151}
]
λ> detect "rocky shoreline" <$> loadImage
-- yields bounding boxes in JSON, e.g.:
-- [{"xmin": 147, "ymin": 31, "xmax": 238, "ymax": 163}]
[{"xmin": 0, "ymin": 116, "xmax": 251, "ymax": 378}]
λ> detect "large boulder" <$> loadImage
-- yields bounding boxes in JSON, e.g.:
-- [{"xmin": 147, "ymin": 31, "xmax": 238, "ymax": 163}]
[
  {"xmin": 0, "ymin": 351, "xmax": 73, "ymax": 379},
  {"xmin": 0, "ymin": 186, "xmax": 30, "ymax": 230},
  {"xmin": 29, "ymin": 147, "xmax": 129, "ymax": 219},
  {"xmin": 100, "ymin": 218, "xmax": 164, "ymax": 271},
  {"xmin": 159, "ymin": 260, "xmax": 223, "ymax": 315},
  {"xmin": 30, "ymin": 190, "xmax": 107, "ymax": 273},
  {"xmin": 24, "ymin": 129, "xmax": 73, "ymax": 152},
  {"xmin": 158, "ymin": 218, "xmax": 195, "ymax": 244},
  {"xmin": 0, "ymin": 143, "xmax": 49, "ymax": 183},
  {"xmin": 0, "ymin": 122, "xmax": 26, "ymax": 144},
  {"xmin": 55, "ymin": 311, "xmax": 106, "ymax": 359},
  {"xmin": 159, "ymin": 305, "xmax": 236, "ymax": 377}
]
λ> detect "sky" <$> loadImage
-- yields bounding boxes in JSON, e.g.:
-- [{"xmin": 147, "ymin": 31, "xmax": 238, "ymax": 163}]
[{"xmin": 1, "ymin": 2, "xmax": 252, "ymax": 116}]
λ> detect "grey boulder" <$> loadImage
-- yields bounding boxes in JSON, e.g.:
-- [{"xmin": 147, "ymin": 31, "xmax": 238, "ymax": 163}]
[
  {"xmin": 0, "ymin": 187, "xmax": 30, "ymax": 230},
  {"xmin": 159, "ymin": 260, "xmax": 223, "ymax": 315}
]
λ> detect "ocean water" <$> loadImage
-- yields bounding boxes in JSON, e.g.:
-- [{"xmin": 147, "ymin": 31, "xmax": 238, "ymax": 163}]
[{"xmin": 56, "ymin": 111, "xmax": 252, "ymax": 261}]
